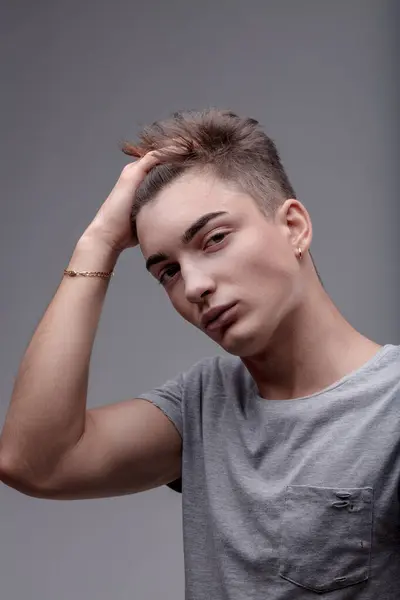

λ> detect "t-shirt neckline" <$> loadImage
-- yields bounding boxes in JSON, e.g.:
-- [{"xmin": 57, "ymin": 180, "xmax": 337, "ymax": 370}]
[{"xmin": 250, "ymin": 343, "xmax": 395, "ymax": 404}]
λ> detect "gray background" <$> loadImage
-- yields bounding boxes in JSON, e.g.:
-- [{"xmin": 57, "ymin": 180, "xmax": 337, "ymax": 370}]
[{"xmin": 1, "ymin": 1, "xmax": 399, "ymax": 599}]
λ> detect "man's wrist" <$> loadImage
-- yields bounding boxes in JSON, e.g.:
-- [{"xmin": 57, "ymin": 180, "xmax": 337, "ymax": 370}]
[{"xmin": 68, "ymin": 233, "xmax": 122, "ymax": 273}]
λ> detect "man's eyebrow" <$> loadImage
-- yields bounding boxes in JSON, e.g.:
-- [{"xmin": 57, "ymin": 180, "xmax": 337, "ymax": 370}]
[{"xmin": 145, "ymin": 210, "xmax": 229, "ymax": 273}]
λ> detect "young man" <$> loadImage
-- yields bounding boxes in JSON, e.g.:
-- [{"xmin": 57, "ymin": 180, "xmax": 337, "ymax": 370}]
[{"xmin": 1, "ymin": 109, "xmax": 399, "ymax": 599}]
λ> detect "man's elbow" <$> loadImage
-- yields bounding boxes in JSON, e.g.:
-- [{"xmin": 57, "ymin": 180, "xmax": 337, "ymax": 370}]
[{"xmin": 0, "ymin": 451, "xmax": 50, "ymax": 498}]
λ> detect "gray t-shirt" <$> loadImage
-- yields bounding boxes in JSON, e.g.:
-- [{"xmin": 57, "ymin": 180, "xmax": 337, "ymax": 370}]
[{"xmin": 138, "ymin": 343, "xmax": 400, "ymax": 599}]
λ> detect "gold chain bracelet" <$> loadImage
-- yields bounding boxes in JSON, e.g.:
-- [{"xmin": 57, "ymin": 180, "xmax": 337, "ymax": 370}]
[{"xmin": 64, "ymin": 269, "xmax": 114, "ymax": 280}]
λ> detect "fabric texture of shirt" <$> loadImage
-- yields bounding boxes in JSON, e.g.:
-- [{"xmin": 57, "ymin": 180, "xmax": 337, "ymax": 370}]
[{"xmin": 138, "ymin": 343, "xmax": 400, "ymax": 599}]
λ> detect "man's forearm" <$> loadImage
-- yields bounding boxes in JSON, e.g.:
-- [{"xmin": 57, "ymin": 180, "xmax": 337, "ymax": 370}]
[{"xmin": 0, "ymin": 235, "xmax": 120, "ymax": 482}]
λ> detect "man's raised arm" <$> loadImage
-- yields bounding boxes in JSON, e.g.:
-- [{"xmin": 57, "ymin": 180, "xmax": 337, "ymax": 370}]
[{"xmin": 0, "ymin": 153, "xmax": 182, "ymax": 499}]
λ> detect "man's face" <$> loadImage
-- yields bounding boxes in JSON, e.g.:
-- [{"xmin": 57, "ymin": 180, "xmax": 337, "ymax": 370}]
[{"xmin": 137, "ymin": 170, "xmax": 303, "ymax": 357}]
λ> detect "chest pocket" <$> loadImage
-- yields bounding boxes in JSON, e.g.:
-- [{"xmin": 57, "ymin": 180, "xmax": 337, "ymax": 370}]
[{"xmin": 278, "ymin": 485, "xmax": 373, "ymax": 593}]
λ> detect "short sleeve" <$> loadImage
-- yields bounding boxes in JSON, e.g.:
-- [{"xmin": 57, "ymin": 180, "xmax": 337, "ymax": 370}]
[
  {"xmin": 136, "ymin": 356, "xmax": 218, "ymax": 494},
  {"xmin": 137, "ymin": 371, "xmax": 184, "ymax": 494},
  {"xmin": 137, "ymin": 371, "xmax": 184, "ymax": 439}
]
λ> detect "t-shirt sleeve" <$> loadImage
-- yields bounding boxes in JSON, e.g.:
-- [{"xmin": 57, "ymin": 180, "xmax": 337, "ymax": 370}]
[
  {"xmin": 137, "ymin": 371, "xmax": 184, "ymax": 439},
  {"xmin": 137, "ymin": 370, "xmax": 185, "ymax": 494},
  {"xmin": 136, "ymin": 356, "xmax": 217, "ymax": 494}
]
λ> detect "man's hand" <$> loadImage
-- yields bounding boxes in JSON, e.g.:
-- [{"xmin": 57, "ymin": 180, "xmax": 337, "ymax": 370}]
[{"xmin": 82, "ymin": 151, "xmax": 160, "ymax": 253}]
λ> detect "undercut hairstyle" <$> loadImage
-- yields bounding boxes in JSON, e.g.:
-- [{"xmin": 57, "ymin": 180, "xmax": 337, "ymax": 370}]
[{"xmin": 121, "ymin": 108, "xmax": 322, "ymax": 284}]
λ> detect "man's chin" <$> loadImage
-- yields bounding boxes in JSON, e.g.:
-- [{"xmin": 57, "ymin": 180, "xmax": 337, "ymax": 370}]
[
  {"xmin": 215, "ymin": 321, "xmax": 253, "ymax": 355},
  {"xmin": 222, "ymin": 323, "xmax": 273, "ymax": 358}
]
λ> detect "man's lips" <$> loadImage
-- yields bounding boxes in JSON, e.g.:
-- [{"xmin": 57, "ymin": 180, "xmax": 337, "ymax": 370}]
[
  {"xmin": 201, "ymin": 302, "xmax": 235, "ymax": 329},
  {"xmin": 203, "ymin": 303, "xmax": 237, "ymax": 332}
]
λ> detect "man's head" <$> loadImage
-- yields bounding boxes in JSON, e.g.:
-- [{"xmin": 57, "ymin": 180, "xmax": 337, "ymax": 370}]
[{"xmin": 122, "ymin": 109, "xmax": 321, "ymax": 357}]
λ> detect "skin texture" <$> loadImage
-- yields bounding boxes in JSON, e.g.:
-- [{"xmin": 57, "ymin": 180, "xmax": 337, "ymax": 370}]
[{"xmin": 137, "ymin": 169, "xmax": 381, "ymax": 401}]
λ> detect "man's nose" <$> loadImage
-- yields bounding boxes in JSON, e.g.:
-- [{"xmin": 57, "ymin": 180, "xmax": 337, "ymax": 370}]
[{"xmin": 183, "ymin": 268, "xmax": 216, "ymax": 304}]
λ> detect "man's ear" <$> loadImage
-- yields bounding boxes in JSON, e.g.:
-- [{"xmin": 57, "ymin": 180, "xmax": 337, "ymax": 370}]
[{"xmin": 279, "ymin": 199, "xmax": 313, "ymax": 252}]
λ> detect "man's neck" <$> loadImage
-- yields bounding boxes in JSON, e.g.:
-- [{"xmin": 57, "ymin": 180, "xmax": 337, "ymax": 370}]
[{"xmin": 241, "ymin": 287, "xmax": 382, "ymax": 401}]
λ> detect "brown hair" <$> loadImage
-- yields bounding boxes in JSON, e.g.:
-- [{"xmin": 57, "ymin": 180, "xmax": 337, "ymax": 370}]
[
  {"xmin": 121, "ymin": 108, "xmax": 322, "ymax": 283},
  {"xmin": 121, "ymin": 108, "xmax": 296, "ymax": 234}
]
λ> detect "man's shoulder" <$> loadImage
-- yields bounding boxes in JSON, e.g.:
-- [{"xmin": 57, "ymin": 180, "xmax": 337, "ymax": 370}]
[{"xmin": 183, "ymin": 353, "xmax": 243, "ymax": 384}]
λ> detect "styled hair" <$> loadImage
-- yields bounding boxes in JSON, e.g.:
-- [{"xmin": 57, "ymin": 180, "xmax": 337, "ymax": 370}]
[
  {"xmin": 121, "ymin": 108, "xmax": 322, "ymax": 283},
  {"xmin": 121, "ymin": 108, "xmax": 296, "ymax": 235}
]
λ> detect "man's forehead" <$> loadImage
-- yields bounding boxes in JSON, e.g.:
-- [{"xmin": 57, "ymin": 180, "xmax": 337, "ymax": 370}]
[
  {"xmin": 137, "ymin": 173, "xmax": 242, "ymax": 245},
  {"xmin": 143, "ymin": 171, "xmax": 234, "ymax": 215}
]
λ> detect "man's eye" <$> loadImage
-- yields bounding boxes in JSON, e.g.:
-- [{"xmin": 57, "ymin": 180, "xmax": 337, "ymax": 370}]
[
  {"xmin": 205, "ymin": 232, "xmax": 227, "ymax": 247},
  {"xmin": 158, "ymin": 232, "xmax": 229, "ymax": 286},
  {"xmin": 158, "ymin": 266, "xmax": 178, "ymax": 286}
]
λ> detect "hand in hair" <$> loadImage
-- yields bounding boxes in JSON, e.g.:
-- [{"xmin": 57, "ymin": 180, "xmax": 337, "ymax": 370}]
[{"xmin": 82, "ymin": 151, "xmax": 161, "ymax": 253}]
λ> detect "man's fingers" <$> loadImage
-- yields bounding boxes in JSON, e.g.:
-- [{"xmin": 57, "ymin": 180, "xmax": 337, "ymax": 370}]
[
  {"xmin": 140, "ymin": 150, "xmax": 163, "ymax": 168},
  {"xmin": 119, "ymin": 150, "xmax": 161, "ymax": 183}
]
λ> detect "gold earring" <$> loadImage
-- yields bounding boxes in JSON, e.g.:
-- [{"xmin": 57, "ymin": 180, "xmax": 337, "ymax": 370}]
[{"xmin": 297, "ymin": 247, "xmax": 302, "ymax": 260}]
